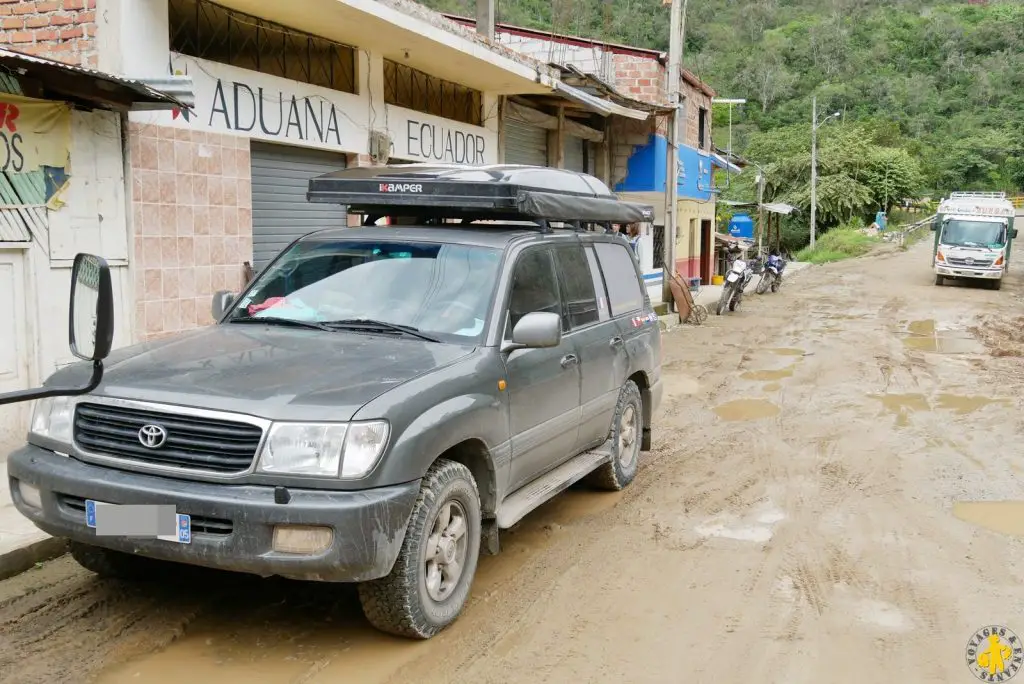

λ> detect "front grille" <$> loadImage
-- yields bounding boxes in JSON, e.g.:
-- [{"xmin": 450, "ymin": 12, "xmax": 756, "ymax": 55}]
[
  {"xmin": 74, "ymin": 403, "xmax": 263, "ymax": 474},
  {"xmin": 947, "ymin": 257, "xmax": 994, "ymax": 267},
  {"xmin": 56, "ymin": 493, "xmax": 233, "ymax": 536}
]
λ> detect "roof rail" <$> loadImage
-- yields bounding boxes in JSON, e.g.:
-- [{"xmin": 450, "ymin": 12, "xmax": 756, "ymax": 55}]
[
  {"xmin": 307, "ymin": 164, "xmax": 655, "ymax": 225},
  {"xmin": 948, "ymin": 191, "xmax": 1007, "ymax": 200}
]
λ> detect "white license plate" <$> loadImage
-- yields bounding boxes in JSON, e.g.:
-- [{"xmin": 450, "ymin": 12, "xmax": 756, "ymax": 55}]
[
  {"xmin": 726, "ymin": 273, "xmax": 739, "ymax": 283},
  {"xmin": 86, "ymin": 499, "xmax": 191, "ymax": 544}
]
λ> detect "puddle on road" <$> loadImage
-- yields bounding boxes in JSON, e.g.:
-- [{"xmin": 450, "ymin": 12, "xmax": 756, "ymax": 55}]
[
  {"xmin": 901, "ymin": 319, "xmax": 984, "ymax": 354},
  {"xmin": 763, "ymin": 382, "xmax": 782, "ymax": 392},
  {"xmin": 713, "ymin": 399, "xmax": 780, "ymax": 421},
  {"xmin": 766, "ymin": 347, "xmax": 806, "ymax": 357},
  {"xmin": 740, "ymin": 368, "xmax": 794, "ymax": 382},
  {"xmin": 872, "ymin": 393, "xmax": 930, "ymax": 427},
  {"xmin": 953, "ymin": 501, "xmax": 1024, "ymax": 537},
  {"xmin": 872, "ymin": 392, "xmax": 1009, "ymax": 427},
  {"xmin": 935, "ymin": 393, "xmax": 1011, "ymax": 415}
]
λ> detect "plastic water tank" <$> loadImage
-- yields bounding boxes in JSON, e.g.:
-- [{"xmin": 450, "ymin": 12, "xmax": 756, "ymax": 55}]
[{"xmin": 728, "ymin": 213, "xmax": 754, "ymax": 240}]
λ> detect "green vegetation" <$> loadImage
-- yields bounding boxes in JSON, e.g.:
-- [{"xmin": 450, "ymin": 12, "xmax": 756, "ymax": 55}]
[
  {"xmin": 422, "ymin": 0, "xmax": 1024, "ymax": 251},
  {"xmin": 794, "ymin": 224, "xmax": 879, "ymax": 264}
]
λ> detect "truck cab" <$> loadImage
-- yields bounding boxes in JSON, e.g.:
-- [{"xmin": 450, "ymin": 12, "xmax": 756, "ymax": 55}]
[{"xmin": 932, "ymin": 192, "xmax": 1017, "ymax": 289}]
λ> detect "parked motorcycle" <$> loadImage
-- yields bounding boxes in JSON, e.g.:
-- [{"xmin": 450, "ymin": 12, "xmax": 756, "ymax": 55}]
[
  {"xmin": 716, "ymin": 257, "xmax": 756, "ymax": 315},
  {"xmin": 755, "ymin": 253, "xmax": 787, "ymax": 294}
]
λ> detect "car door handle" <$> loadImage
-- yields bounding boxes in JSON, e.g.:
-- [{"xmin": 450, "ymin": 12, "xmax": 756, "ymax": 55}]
[
  {"xmin": 560, "ymin": 354, "xmax": 579, "ymax": 368},
  {"xmin": 609, "ymin": 336, "xmax": 624, "ymax": 349}
]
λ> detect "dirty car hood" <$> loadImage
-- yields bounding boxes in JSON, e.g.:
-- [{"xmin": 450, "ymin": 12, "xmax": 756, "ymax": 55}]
[{"xmin": 54, "ymin": 325, "xmax": 474, "ymax": 421}]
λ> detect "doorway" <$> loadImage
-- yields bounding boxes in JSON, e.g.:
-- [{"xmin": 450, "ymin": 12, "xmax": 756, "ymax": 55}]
[
  {"xmin": 0, "ymin": 249, "xmax": 32, "ymax": 446},
  {"xmin": 700, "ymin": 219, "xmax": 713, "ymax": 284}
]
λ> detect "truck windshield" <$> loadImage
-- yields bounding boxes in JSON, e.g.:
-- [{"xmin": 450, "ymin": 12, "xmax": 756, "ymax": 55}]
[
  {"xmin": 940, "ymin": 220, "xmax": 1006, "ymax": 248},
  {"xmin": 226, "ymin": 239, "xmax": 502, "ymax": 343}
]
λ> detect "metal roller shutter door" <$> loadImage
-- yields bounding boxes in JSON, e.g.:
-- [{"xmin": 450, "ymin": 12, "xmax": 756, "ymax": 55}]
[
  {"xmin": 250, "ymin": 142, "xmax": 348, "ymax": 269},
  {"xmin": 504, "ymin": 119, "xmax": 547, "ymax": 166},
  {"xmin": 564, "ymin": 134, "xmax": 585, "ymax": 172}
]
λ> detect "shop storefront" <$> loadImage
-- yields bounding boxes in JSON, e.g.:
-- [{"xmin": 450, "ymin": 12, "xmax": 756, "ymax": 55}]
[
  {"xmin": 121, "ymin": 0, "xmax": 526, "ymax": 340},
  {"xmin": 0, "ymin": 49, "xmax": 181, "ymax": 443}
]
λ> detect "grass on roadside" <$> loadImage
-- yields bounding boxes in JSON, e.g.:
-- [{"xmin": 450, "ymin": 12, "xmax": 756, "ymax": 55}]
[{"xmin": 795, "ymin": 227, "xmax": 879, "ymax": 264}]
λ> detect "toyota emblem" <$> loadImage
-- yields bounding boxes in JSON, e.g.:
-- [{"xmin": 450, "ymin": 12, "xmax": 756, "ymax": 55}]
[
  {"xmin": 964, "ymin": 257, "xmax": 974, "ymax": 265},
  {"xmin": 138, "ymin": 424, "xmax": 168, "ymax": 449}
]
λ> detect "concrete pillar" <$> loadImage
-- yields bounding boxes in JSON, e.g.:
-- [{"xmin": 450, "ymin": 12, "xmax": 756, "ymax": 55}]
[
  {"xmin": 547, "ymin": 105, "xmax": 565, "ymax": 169},
  {"xmin": 476, "ymin": 0, "xmax": 495, "ymax": 40}
]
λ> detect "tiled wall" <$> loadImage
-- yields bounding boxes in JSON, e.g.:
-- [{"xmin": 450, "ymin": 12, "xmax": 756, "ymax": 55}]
[{"xmin": 128, "ymin": 123, "xmax": 253, "ymax": 341}]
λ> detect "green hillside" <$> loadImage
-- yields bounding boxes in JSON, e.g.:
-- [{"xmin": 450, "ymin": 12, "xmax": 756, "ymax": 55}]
[{"xmin": 425, "ymin": 0, "xmax": 1024, "ymax": 233}]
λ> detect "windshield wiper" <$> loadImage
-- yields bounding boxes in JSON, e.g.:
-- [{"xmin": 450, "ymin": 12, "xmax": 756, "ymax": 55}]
[
  {"xmin": 321, "ymin": 319, "xmax": 442, "ymax": 343},
  {"xmin": 227, "ymin": 316, "xmax": 333, "ymax": 331}
]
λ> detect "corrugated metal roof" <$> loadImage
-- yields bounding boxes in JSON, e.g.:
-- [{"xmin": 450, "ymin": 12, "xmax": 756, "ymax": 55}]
[{"xmin": 0, "ymin": 47, "xmax": 190, "ymax": 111}]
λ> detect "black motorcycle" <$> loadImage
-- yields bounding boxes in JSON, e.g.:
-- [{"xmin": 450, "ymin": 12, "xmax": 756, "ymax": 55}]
[{"xmin": 755, "ymin": 253, "xmax": 786, "ymax": 294}]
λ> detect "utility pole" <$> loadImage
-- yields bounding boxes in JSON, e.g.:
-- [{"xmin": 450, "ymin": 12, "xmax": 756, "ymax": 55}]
[
  {"xmin": 757, "ymin": 170, "xmax": 765, "ymax": 254},
  {"xmin": 809, "ymin": 96, "xmax": 841, "ymax": 251},
  {"xmin": 810, "ymin": 94, "xmax": 817, "ymax": 250},
  {"xmin": 663, "ymin": 0, "xmax": 687, "ymax": 305}
]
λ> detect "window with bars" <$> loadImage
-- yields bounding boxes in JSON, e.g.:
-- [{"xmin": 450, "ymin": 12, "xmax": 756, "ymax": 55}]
[
  {"xmin": 169, "ymin": 0, "xmax": 356, "ymax": 95},
  {"xmin": 383, "ymin": 59, "xmax": 481, "ymax": 127}
]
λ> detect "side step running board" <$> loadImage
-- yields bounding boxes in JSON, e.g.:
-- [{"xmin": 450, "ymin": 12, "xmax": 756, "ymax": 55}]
[{"xmin": 496, "ymin": 443, "xmax": 613, "ymax": 529}]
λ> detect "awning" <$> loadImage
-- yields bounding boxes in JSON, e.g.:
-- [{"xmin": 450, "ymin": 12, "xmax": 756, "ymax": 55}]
[
  {"xmin": 553, "ymin": 80, "xmax": 649, "ymax": 120},
  {"xmin": 762, "ymin": 202, "xmax": 797, "ymax": 215},
  {"xmin": 211, "ymin": 0, "xmax": 559, "ymax": 95},
  {"xmin": 711, "ymin": 152, "xmax": 742, "ymax": 174},
  {"xmin": 0, "ymin": 48, "xmax": 190, "ymax": 111}
]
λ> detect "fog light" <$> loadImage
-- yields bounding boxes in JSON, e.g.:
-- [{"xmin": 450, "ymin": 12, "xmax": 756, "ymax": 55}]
[
  {"xmin": 272, "ymin": 525, "xmax": 333, "ymax": 555},
  {"xmin": 18, "ymin": 481, "xmax": 42, "ymax": 509}
]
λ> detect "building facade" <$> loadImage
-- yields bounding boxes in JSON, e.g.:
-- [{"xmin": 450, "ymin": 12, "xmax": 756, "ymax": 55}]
[
  {"xmin": 452, "ymin": 18, "xmax": 733, "ymax": 287},
  {"xmin": 4, "ymin": 0, "xmax": 589, "ymax": 345}
]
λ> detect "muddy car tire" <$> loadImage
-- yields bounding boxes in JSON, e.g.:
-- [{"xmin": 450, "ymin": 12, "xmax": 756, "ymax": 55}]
[
  {"xmin": 358, "ymin": 459, "xmax": 481, "ymax": 639},
  {"xmin": 69, "ymin": 541, "xmax": 166, "ymax": 580},
  {"xmin": 588, "ymin": 380, "xmax": 643, "ymax": 491},
  {"xmin": 934, "ymin": 275, "xmax": 943, "ymax": 286}
]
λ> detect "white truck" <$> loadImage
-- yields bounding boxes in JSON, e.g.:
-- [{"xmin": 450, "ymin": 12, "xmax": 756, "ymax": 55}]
[{"xmin": 931, "ymin": 191, "xmax": 1018, "ymax": 290}]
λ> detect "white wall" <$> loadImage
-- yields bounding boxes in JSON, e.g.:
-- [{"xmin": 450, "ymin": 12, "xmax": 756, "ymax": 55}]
[
  {"xmin": 31, "ymin": 110, "xmax": 133, "ymax": 377},
  {"xmin": 492, "ymin": 32, "xmax": 612, "ymax": 82}
]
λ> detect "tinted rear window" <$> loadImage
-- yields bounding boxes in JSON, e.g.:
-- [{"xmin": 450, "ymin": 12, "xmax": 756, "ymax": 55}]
[{"xmin": 593, "ymin": 241, "xmax": 644, "ymax": 316}]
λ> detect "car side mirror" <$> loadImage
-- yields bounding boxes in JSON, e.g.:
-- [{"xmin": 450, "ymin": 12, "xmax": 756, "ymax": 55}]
[
  {"xmin": 501, "ymin": 312, "xmax": 562, "ymax": 353},
  {"xmin": 930, "ymin": 220, "xmax": 938, "ymax": 232},
  {"xmin": 212, "ymin": 290, "xmax": 236, "ymax": 320},
  {"xmin": 0, "ymin": 253, "xmax": 114, "ymax": 406},
  {"xmin": 1012, "ymin": 228, "xmax": 1019, "ymax": 239},
  {"xmin": 70, "ymin": 253, "xmax": 114, "ymax": 362}
]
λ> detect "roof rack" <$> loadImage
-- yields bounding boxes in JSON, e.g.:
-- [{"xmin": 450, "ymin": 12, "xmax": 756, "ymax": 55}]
[{"xmin": 306, "ymin": 164, "xmax": 655, "ymax": 227}]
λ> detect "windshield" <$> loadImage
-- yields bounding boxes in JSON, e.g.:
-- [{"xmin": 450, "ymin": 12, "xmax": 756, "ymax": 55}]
[
  {"xmin": 940, "ymin": 219, "xmax": 1006, "ymax": 248},
  {"xmin": 226, "ymin": 239, "xmax": 502, "ymax": 343}
]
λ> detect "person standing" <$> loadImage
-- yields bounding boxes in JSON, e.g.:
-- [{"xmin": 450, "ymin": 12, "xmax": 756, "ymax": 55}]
[{"xmin": 626, "ymin": 223, "xmax": 642, "ymax": 263}]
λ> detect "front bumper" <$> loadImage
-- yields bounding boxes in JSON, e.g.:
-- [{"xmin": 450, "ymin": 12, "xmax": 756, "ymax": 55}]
[
  {"xmin": 7, "ymin": 445, "xmax": 420, "ymax": 582},
  {"xmin": 935, "ymin": 264, "xmax": 1003, "ymax": 279}
]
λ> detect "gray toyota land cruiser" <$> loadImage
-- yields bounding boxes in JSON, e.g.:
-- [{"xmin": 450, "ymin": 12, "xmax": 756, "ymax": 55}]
[{"xmin": 8, "ymin": 165, "xmax": 662, "ymax": 639}]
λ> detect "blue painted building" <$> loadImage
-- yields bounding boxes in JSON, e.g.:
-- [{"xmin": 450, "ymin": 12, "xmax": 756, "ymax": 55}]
[{"xmin": 615, "ymin": 132, "xmax": 738, "ymax": 284}]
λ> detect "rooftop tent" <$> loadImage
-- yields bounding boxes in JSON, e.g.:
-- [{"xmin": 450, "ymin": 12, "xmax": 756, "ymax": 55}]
[{"xmin": 306, "ymin": 164, "xmax": 655, "ymax": 225}]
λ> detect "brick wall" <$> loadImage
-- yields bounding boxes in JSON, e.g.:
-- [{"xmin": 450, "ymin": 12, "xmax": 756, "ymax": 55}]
[
  {"xmin": 612, "ymin": 53, "xmax": 714, "ymax": 151},
  {"xmin": 128, "ymin": 123, "xmax": 253, "ymax": 341},
  {"xmin": 0, "ymin": 0, "xmax": 97, "ymax": 67},
  {"xmin": 612, "ymin": 54, "xmax": 667, "ymax": 106}
]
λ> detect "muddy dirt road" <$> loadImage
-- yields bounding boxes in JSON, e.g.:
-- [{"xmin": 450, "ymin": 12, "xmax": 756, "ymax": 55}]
[{"xmin": 4, "ymin": 239, "xmax": 1024, "ymax": 684}]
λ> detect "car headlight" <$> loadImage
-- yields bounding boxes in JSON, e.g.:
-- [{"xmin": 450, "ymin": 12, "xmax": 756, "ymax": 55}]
[
  {"xmin": 30, "ymin": 397, "xmax": 75, "ymax": 444},
  {"xmin": 256, "ymin": 421, "xmax": 389, "ymax": 479}
]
